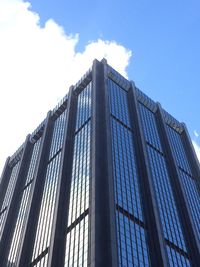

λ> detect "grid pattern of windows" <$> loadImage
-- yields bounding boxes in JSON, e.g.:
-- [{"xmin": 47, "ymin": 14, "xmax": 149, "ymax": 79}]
[
  {"xmin": 30, "ymin": 111, "xmax": 67, "ymax": 266},
  {"xmin": 147, "ymin": 147, "xmax": 187, "ymax": 251},
  {"xmin": 108, "ymin": 78, "xmax": 130, "ymax": 128},
  {"xmin": 7, "ymin": 138, "xmax": 42, "ymax": 266},
  {"xmin": 167, "ymin": 246, "xmax": 190, "ymax": 267},
  {"xmin": 65, "ymin": 215, "xmax": 89, "ymax": 267},
  {"xmin": 31, "ymin": 153, "xmax": 61, "ymax": 266},
  {"xmin": 116, "ymin": 212, "xmax": 150, "ymax": 267},
  {"xmin": 179, "ymin": 169, "xmax": 200, "ymax": 241},
  {"xmin": 139, "ymin": 105, "xmax": 191, "ymax": 266},
  {"xmin": 75, "ymin": 82, "xmax": 92, "ymax": 131},
  {"xmin": 65, "ymin": 85, "xmax": 91, "ymax": 267},
  {"xmin": 67, "ymin": 122, "xmax": 90, "ymax": 226},
  {"xmin": 111, "ymin": 119, "xmax": 143, "ymax": 221},
  {"xmin": 49, "ymin": 109, "xmax": 67, "ymax": 159},
  {"xmin": 166, "ymin": 125, "xmax": 200, "ymax": 242},
  {"xmin": 108, "ymin": 79, "xmax": 151, "ymax": 266},
  {"xmin": 139, "ymin": 103, "xmax": 162, "ymax": 152},
  {"xmin": 166, "ymin": 126, "xmax": 191, "ymax": 175},
  {"xmin": 0, "ymin": 160, "xmax": 21, "ymax": 239}
]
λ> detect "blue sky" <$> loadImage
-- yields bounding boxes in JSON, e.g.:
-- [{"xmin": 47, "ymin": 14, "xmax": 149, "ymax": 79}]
[
  {"xmin": 0, "ymin": 0, "xmax": 199, "ymax": 171},
  {"xmin": 30, "ymin": 0, "xmax": 200, "ymax": 133}
]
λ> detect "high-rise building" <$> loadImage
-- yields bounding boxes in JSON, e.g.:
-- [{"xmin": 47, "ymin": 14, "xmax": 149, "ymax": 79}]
[{"xmin": 0, "ymin": 59, "xmax": 199, "ymax": 267}]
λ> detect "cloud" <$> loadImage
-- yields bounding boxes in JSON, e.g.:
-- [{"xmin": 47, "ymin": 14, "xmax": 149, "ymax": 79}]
[
  {"xmin": 192, "ymin": 141, "xmax": 200, "ymax": 163},
  {"xmin": 194, "ymin": 130, "xmax": 199, "ymax": 138},
  {"xmin": 0, "ymin": 0, "xmax": 131, "ymax": 173}
]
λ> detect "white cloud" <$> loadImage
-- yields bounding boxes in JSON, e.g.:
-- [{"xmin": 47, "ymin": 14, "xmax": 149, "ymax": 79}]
[
  {"xmin": 194, "ymin": 130, "xmax": 199, "ymax": 138},
  {"xmin": 0, "ymin": 0, "xmax": 132, "ymax": 173},
  {"xmin": 192, "ymin": 141, "xmax": 200, "ymax": 163}
]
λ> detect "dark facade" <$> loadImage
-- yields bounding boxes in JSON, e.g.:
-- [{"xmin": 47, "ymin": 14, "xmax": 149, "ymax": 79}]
[{"xmin": 0, "ymin": 59, "xmax": 200, "ymax": 267}]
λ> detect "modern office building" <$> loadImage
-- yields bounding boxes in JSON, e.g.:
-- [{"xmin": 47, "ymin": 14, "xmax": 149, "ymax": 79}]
[{"xmin": 0, "ymin": 59, "xmax": 200, "ymax": 267}]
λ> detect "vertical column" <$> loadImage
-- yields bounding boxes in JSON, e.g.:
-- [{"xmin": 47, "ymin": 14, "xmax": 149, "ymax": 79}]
[
  {"xmin": 0, "ymin": 157, "xmax": 11, "ymax": 209},
  {"xmin": 156, "ymin": 103, "xmax": 200, "ymax": 264},
  {"xmin": 181, "ymin": 123, "xmax": 200, "ymax": 191},
  {"xmin": 17, "ymin": 111, "xmax": 54, "ymax": 267},
  {"xmin": 90, "ymin": 60, "xmax": 117, "ymax": 267},
  {"xmin": 128, "ymin": 83, "xmax": 168, "ymax": 267},
  {"xmin": 0, "ymin": 135, "xmax": 32, "ymax": 265},
  {"xmin": 47, "ymin": 87, "xmax": 78, "ymax": 267}
]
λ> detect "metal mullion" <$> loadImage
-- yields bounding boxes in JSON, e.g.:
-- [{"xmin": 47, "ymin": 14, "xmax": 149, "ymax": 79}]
[
  {"xmin": 120, "ymin": 85, "xmax": 129, "ymax": 127},
  {"xmin": 0, "ymin": 157, "xmax": 11, "ymax": 209},
  {"xmin": 72, "ymin": 132, "xmax": 80, "ymax": 225},
  {"xmin": 121, "ymin": 126, "xmax": 139, "ymax": 262},
  {"xmin": 45, "ymin": 154, "xmax": 60, "ymax": 250},
  {"xmin": 43, "ymin": 158, "xmax": 56, "ymax": 253},
  {"xmin": 129, "ymin": 91, "xmax": 168, "ymax": 266},
  {"xmin": 51, "ymin": 119, "xmax": 57, "ymax": 157},
  {"xmin": 119, "ymin": 123, "xmax": 136, "ymax": 266},
  {"xmin": 26, "ymin": 139, "xmax": 41, "ymax": 186},
  {"xmin": 86, "ymin": 121, "xmax": 91, "ymax": 209},
  {"xmin": 71, "ymin": 129, "xmax": 83, "ymax": 266},
  {"xmin": 110, "ymin": 120, "xmax": 118, "ymax": 204},
  {"xmin": 47, "ymin": 87, "xmax": 78, "ymax": 267},
  {"xmin": 115, "ymin": 122, "xmax": 125, "ymax": 211},
  {"xmin": 45, "ymin": 158, "xmax": 58, "ymax": 252},
  {"xmin": 128, "ymin": 83, "xmax": 169, "ymax": 266},
  {"xmin": 9, "ymin": 183, "xmax": 32, "ymax": 264},
  {"xmin": 76, "ymin": 125, "xmax": 84, "ymax": 221},
  {"xmin": 1, "ymin": 162, "xmax": 20, "ymax": 214},
  {"xmin": 73, "ymin": 130, "xmax": 82, "ymax": 224},
  {"xmin": 74, "ymin": 221, "xmax": 80, "ymax": 265},
  {"xmin": 90, "ymin": 59, "xmax": 116, "ymax": 266},
  {"xmin": 42, "ymin": 155, "xmax": 57, "ymax": 255},
  {"xmin": 18, "ymin": 111, "xmax": 54, "ymax": 267},
  {"xmin": 32, "ymin": 163, "xmax": 49, "ymax": 262},
  {"xmin": 83, "ymin": 86, "xmax": 87, "ymax": 124},
  {"xmin": 79, "ymin": 217, "xmax": 84, "ymax": 266},
  {"xmin": 117, "ymin": 123, "xmax": 129, "ymax": 267},
  {"xmin": 10, "ymin": 187, "xmax": 29, "ymax": 262},
  {"xmin": 0, "ymin": 135, "xmax": 33, "ymax": 266},
  {"xmin": 126, "ymin": 121, "xmax": 147, "ymax": 265},
  {"xmin": 111, "ymin": 79, "xmax": 117, "ymax": 122},
  {"xmin": 54, "ymin": 118, "xmax": 59, "ymax": 155},
  {"xmin": 148, "ymin": 147, "xmax": 171, "ymax": 245},
  {"xmin": 8, "ymin": 197, "xmax": 21, "ymax": 262},
  {"xmin": 38, "ymin": 162, "xmax": 53, "ymax": 259},
  {"xmin": 125, "ymin": 123, "xmax": 143, "ymax": 222},
  {"xmin": 155, "ymin": 151, "xmax": 179, "ymax": 248},
  {"xmin": 32, "ymin": 176, "xmax": 45, "ymax": 261},
  {"xmin": 181, "ymin": 123, "xmax": 200, "ymax": 193},
  {"xmin": 154, "ymin": 152, "xmax": 183, "ymax": 265},
  {"xmin": 156, "ymin": 104, "xmax": 200, "ymax": 264},
  {"xmin": 78, "ymin": 124, "xmax": 86, "ymax": 267},
  {"xmin": 68, "ymin": 135, "xmax": 77, "ymax": 226},
  {"xmin": 78, "ymin": 91, "xmax": 84, "ymax": 130},
  {"xmin": 82, "ymin": 124, "xmax": 88, "ymax": 214},
  {"xmin": 66, "ymin": 140, "xmax": 77, "ymax": 267},
  {"xmin": 180, "ymin": 171, "xmax": 200, "ymax": 238}
]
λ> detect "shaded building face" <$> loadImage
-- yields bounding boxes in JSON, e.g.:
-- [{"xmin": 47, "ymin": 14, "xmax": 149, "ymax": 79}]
[{"xmin": 0, "ymin": 59, "xmax": 199, "ymax": 267}]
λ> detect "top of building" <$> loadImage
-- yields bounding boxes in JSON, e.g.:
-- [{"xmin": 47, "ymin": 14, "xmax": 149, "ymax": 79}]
[{"xmin": 8, "ymin": 59, "xmax": 184, "ymax": 166}]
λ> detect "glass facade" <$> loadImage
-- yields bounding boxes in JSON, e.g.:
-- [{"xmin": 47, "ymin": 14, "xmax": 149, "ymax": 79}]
[
  {"xmin": 0, "ymin": 160, "xmax": 21, "ymax": 240},
  {"xmin": 108, "ymin": 79, "xmax": 150, "ymax": 267},
  {"xmin": 166, "ymin": 126, "xmax": 200, "ymax": 242},
  {"xmin": 0, "ymin": 61, "xmax": 199, "ymax": 267},
  {"xmin": 139, "ymin": 103, "xmax": 191, "ymax": 266},
  {"xmin": 7, "ymin": 138, "xmax": 42, "ymax": 266},
  {"xmin": 64, "ymin": 82, "xmax": 91, "ymax": 267},
  {"xmin": 30, "ymin": 109, "xmax": 67, "ymax": 266}
]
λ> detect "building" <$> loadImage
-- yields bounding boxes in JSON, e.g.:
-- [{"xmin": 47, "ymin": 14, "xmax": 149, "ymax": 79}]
[{"xmin": 0, "ymin": 59, "xmax": 200, "ymax": 267}]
